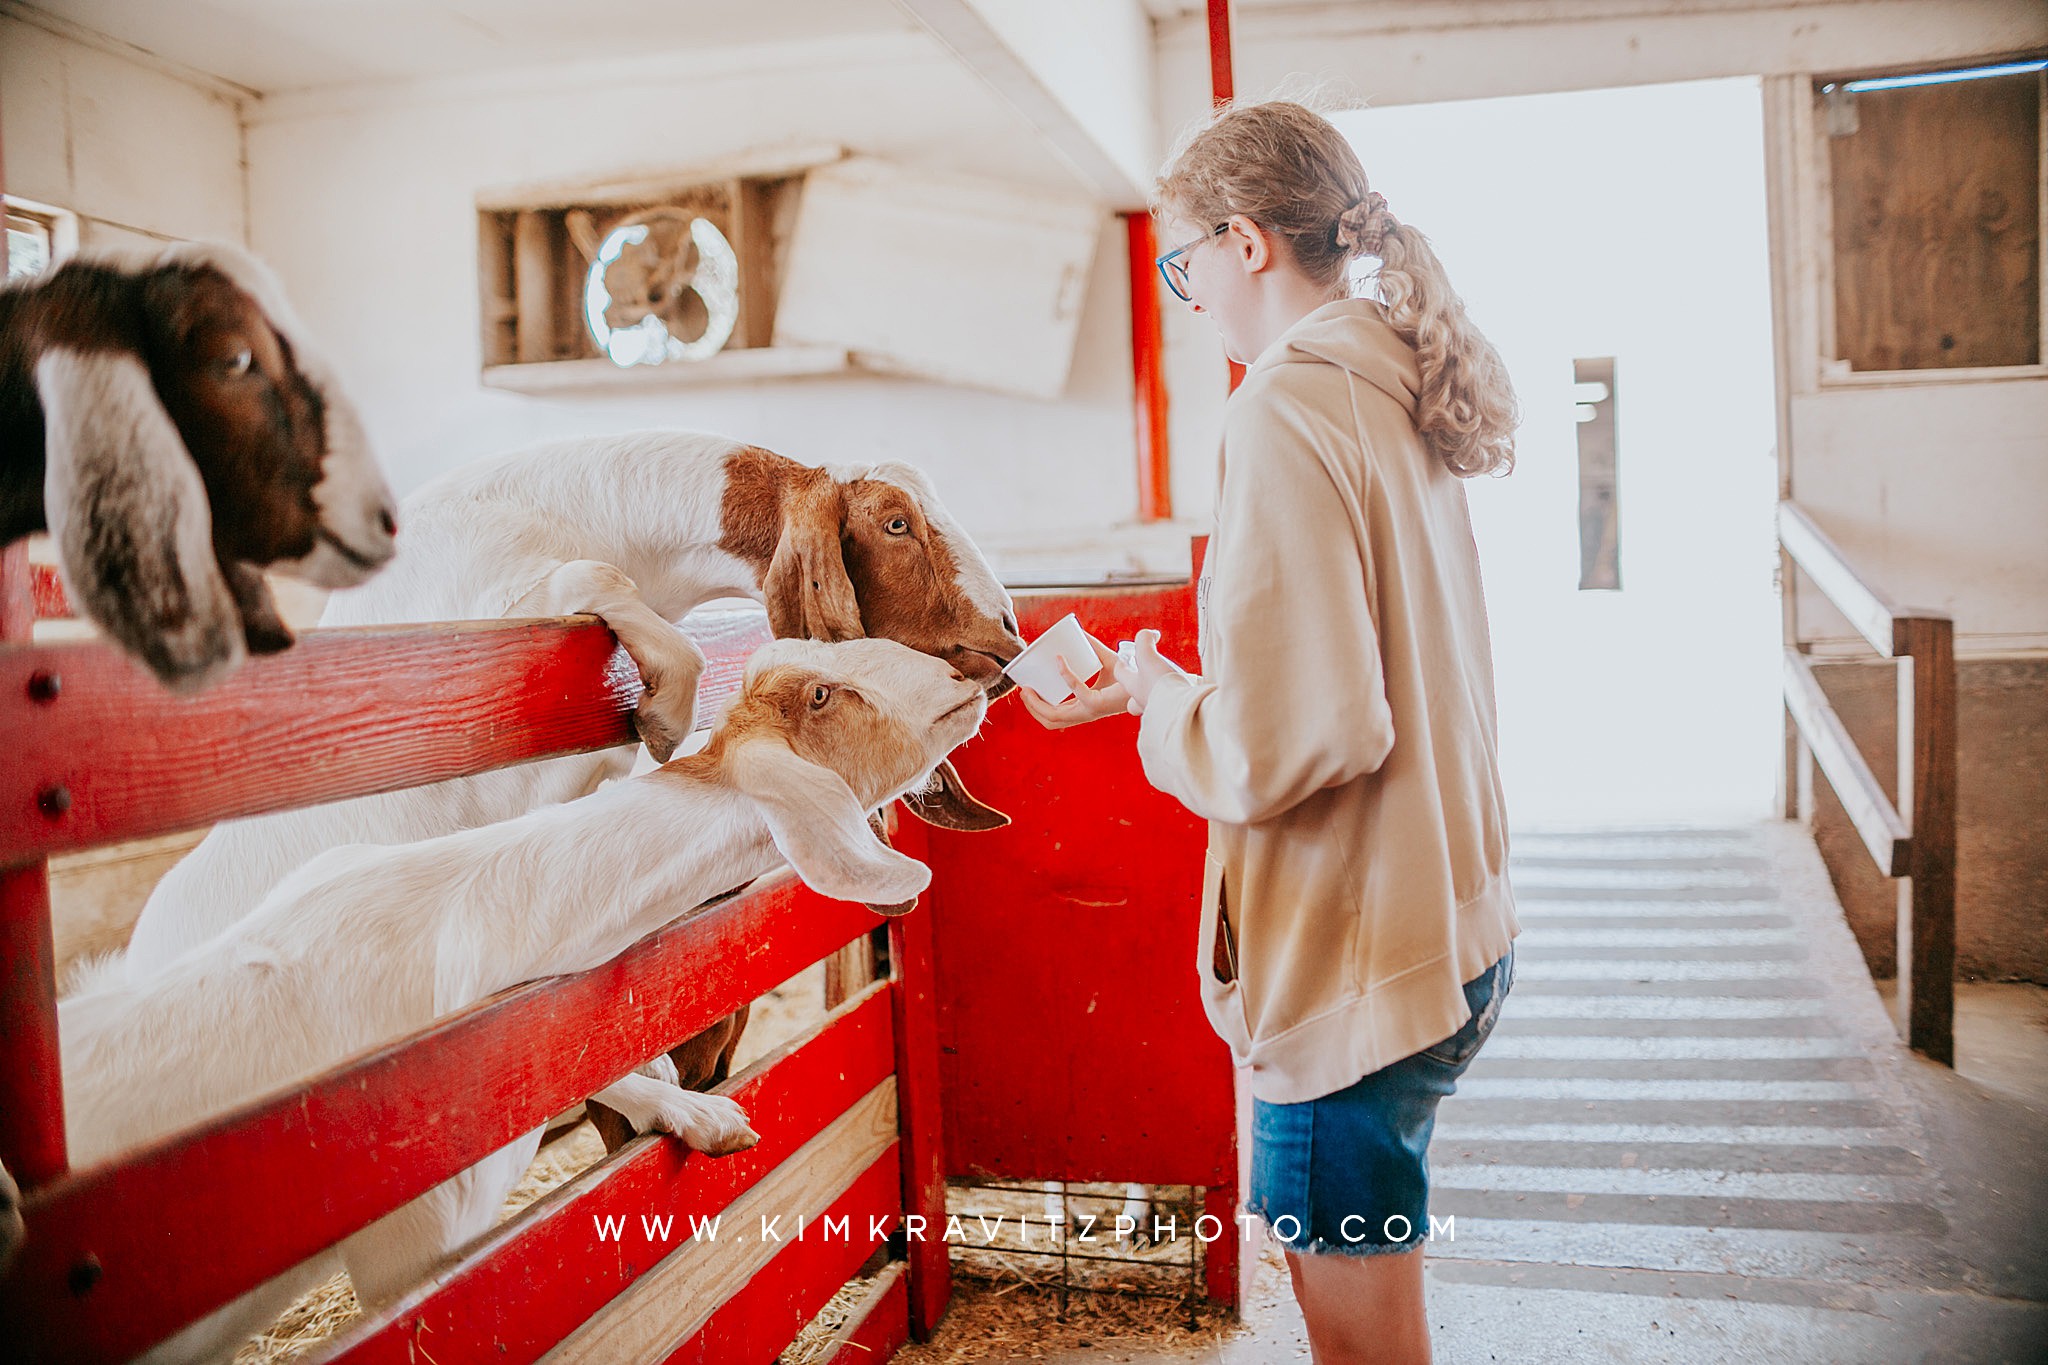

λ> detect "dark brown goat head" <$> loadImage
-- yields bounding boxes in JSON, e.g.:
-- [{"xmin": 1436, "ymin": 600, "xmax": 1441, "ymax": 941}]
[{"xmin": 21, "ymin": 242, "xmax": 397, "ymax": 689}]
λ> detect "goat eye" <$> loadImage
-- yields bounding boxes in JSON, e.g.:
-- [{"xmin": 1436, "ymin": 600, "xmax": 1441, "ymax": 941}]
[
  {"xmin": 810, "ymin": 684, "xmax": 832, "ymax": 709},
  {"xmin": 885, "ymin": 517, "xmax": 910, "ymax": 536},
  {"xmin": 221, "ymin": 348, "xmax": 252, "ymax": 377}
]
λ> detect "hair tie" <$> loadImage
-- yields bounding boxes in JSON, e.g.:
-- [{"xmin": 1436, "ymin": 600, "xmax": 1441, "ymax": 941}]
[{"xmin": 1334, "ymin": 192, "xmax": 1393, "ymax": 257}]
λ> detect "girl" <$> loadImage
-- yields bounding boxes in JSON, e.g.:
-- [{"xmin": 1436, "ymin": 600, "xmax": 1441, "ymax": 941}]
[{"xmin": 1021, "ymin": 101, "xmax": 1520, "ymax": 1364}]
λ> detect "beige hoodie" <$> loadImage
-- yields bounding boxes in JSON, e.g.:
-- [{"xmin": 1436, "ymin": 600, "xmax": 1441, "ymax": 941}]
[{"xmin": 1136, "ymin": 299, "xmax": 1518, "ymax": 1104}]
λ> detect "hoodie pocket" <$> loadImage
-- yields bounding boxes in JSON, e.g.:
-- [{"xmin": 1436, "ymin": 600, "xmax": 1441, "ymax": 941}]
[{"xmin": 1196, "ymin": 854, "xmax": 1254, "ymax": 1060}]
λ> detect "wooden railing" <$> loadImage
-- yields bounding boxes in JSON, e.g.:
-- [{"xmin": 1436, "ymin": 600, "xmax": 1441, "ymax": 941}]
[
  {"xmin": 0, "ymin": 566, "xmax": 947, "ymax": 1363},
  {"xmin": 1778, "ymin": 501, "xmax": 1956, "ymax": 1064}
]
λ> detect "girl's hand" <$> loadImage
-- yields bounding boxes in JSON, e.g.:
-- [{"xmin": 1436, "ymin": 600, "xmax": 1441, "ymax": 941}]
[
  {"xmin": 1018, "ymin": 633, "xmax": 1130, "ymax": 730},
  {"xmin": 1112, "ymin": 629, "xmax": 1183, "ymax": 715}
]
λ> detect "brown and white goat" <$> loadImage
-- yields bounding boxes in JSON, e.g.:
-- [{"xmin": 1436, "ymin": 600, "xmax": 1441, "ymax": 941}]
[
  {"xmin": 0, "ymin": 242, "xmax": 398, "ymax": 688},
  {"xmin": 124, "ymin": 430, "xmax": 1021, "ymax": 974},
  {"xmin": 64, "ymin": 638, "xmax": 986, "ymax": 1363}
]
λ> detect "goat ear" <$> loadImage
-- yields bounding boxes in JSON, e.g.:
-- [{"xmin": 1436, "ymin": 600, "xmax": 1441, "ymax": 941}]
[
  {"xmin": 566, "ymin": 210, "xmax": 602, "ymax": 261},
  {"xmin": 901, "ymin": 758, "xmax": 1011, "ymax": 832},
  {"xmin": 730, "ymin": 739, "xmax": 931, "ymax": 907},
  {"xmin": 763, "ymin": 484, "xmax": 865, "ymax": 642},
  {"xmin": 36, "ymin": 350, "xmax": 244, "ymax": 691}
]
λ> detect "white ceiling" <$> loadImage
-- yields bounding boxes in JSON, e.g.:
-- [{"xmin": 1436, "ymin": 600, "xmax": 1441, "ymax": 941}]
[{"xmin": 22, "ymin": 0, "xmax": 919, "ymax": 94}]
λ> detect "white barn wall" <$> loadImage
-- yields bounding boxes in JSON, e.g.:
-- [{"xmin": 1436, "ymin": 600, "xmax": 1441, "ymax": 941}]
[
  {"xmin": 240, "ymin": 33, "xmax": 1149, "ymax": 560},
  {"xmin": 0, "ymin": 12, "xmax": 246, "ymax": 246},
  {"xmin": 1787, "ymin": 382, "xmax": 2048, "ymax": 649}
]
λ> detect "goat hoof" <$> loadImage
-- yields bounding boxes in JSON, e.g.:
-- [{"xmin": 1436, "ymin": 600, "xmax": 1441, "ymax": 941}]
[
  {"xmin": 707, "ymin": 1125, "xmax": 762, "ymax": 1156},
  {"xmin": 656, "ymin": 1092, "xmax": 758, "ymax": 1155},
  {"xmin": 866, "ymin": 896, "xmax": 917, "ymax": 917},
  {"xmin": 632, "ymin": 706, "xmax": 683, "ymax": 763}
]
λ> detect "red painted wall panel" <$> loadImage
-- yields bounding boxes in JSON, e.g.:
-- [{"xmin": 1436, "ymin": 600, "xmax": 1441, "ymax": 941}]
[{"xmin": 926, "ymin": 584, "xmax": 1237, "ymax": 1192}]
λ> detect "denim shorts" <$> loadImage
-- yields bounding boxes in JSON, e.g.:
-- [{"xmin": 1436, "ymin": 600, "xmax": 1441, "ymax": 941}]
[{"xmin": 1248, "ymin": 943, "xmax": 1514, "ymax": 1256}]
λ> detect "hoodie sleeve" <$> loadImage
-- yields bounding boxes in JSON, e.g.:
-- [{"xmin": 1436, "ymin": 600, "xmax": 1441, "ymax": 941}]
[{"xmin": 1135, "ymin": 368, "xmax": 1396, "ymax": 826}]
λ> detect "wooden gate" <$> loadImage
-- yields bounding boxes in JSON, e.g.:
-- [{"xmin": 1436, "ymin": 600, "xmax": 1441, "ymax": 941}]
[{"xmin": 920, "ymin": 572, "xmax": 1250, "ymax": 1307}]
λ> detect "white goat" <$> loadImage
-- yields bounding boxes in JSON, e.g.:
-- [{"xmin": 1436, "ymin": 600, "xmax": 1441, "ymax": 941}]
[{"xmin": 66, "ymin": 638, "xmax": 987, "ymax": 1364}]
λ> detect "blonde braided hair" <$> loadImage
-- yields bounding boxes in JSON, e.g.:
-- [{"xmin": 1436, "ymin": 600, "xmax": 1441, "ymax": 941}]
[{"xmin": 1157, "ymin": 100, "xmax": 1518, "ymax": 477}]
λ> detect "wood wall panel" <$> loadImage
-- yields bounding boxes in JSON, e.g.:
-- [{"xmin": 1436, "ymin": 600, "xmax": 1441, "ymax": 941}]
[{"xmin": 1827, "ymin": 71, "xmax": 2041, "ymax": 372}]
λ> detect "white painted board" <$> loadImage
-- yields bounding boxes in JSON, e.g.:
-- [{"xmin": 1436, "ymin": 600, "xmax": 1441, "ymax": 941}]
[{"xmin": 773, "ymin": 156, "xmax": 1101, "ymax": 400}]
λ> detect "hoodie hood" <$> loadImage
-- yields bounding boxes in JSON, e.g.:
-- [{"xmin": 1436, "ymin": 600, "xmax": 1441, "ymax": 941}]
[{"xmin": 1243, "ymin": 299, "xmax": 1420, "ymax": 418}]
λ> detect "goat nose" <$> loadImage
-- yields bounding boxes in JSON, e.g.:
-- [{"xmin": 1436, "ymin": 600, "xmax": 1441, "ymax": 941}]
[
  {"xmin": 948, "ymin": 668, "xmax": 967, "ymax": 683},
  {"xmin": 377, "ymin": 506, "xmax": 397, "ymax": 537}
]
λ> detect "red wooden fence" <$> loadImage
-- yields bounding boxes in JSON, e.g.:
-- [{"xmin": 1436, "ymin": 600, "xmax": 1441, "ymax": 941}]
[
  {"xmin": 0, "ymin": 587, "xmax": 946, "ymax": 1362},
  {"xmin": 0, "ymin": 559, "xmax": 1242, "ymax": 1361}
]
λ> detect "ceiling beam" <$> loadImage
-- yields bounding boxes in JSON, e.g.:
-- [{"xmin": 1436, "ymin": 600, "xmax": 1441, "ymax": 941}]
[{"xmin": 895, "ymin": 0, "xmax": 1158, "ymax": 209}]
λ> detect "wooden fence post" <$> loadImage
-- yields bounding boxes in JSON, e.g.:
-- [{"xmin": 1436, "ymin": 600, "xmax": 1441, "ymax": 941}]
[
  {"xmin": 886, "ymin": 814, "xmax": 951, "ymax": 1339},
  {"xmin": 1896, "ymin": 616, "xmax": 1956, "ymax": 1065},
  {"xmin": 0, "ymin": 541, "xmax": 67, "ymax": 1190}
]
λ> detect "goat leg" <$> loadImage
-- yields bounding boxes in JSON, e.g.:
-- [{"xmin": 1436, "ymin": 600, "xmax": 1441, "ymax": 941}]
[
  {"xmin": 585, "ymin": 1072, "xmax": 757, "ymax": 1155},
  {"xmin": 587, "ymin": 1008, "xmax": 751, "ymax": 1155},
  {"xmin": 508, "ymin": 559, "xmax": 706, "ymax": 761},
  {"xmin": 222, "ymin": 560, "xmax": 295, "ymax": 654},
  {"xmin": 1119, "ymin": 1182, "xmax": 1158, "ymax": 1249},
  {"xmin": 0, "ymin": 1160, "xmax": 21, "ymax": 1277}
]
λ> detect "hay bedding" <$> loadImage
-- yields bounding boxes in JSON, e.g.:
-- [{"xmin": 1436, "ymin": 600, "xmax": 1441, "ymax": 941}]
[
  {"xmin": 885, "ymin": 1239, "xmax": 1305, "ymax": 1364},
  {"xmin": 885, "ymin": 1273, "xmax": 1237, "ymax": 1365}
]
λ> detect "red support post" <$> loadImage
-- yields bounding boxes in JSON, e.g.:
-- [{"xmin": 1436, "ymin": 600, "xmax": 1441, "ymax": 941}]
[
  {"xmin": 1206, "ymin": 0, "xmax": 1247, "ymax": 392},
  {"xmin": 1124, "ymin": 213, "xmax": 1173, "ymax": 523},
  {"xmin": 0, "ymin": 540, "xmax": 66, "ymax": 1191},
  {"xmin": 1206, "ymin": 0, "xmax": 1235, "ymax": 108},
  {"xmin": 886, "ymin": 815, "xmax": 951, "ymax": 1339}
]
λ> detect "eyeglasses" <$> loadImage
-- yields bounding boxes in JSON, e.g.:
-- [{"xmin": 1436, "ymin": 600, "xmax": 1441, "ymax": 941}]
[{"xmin": 1154, "ymin": 223, "xmax": 1227, "ymax": 302}]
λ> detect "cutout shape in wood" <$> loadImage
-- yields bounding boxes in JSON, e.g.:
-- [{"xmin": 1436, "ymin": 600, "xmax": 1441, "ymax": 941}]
[
  {"xmin": 1575, "ymin": 357, "xmax": 1620, "ymax": 591},
  {"xmin": 575, "ymin": 209, "xmax": 740, "ymax": 367}
]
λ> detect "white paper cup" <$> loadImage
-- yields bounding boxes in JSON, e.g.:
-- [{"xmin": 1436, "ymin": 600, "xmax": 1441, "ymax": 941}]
[{"xmin": 1003, "ymin": 612, "xmax": 1101, "ymax": 704}]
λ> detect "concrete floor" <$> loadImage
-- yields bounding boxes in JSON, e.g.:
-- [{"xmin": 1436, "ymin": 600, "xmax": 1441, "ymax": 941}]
[
  {"xmin": 1004, "ymin": 824, "xmax": 2048, "ymax": 1364},
  {"xmin": 1874, "ymin": 979, "xmax": 2048, "ymax": 1110}
]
